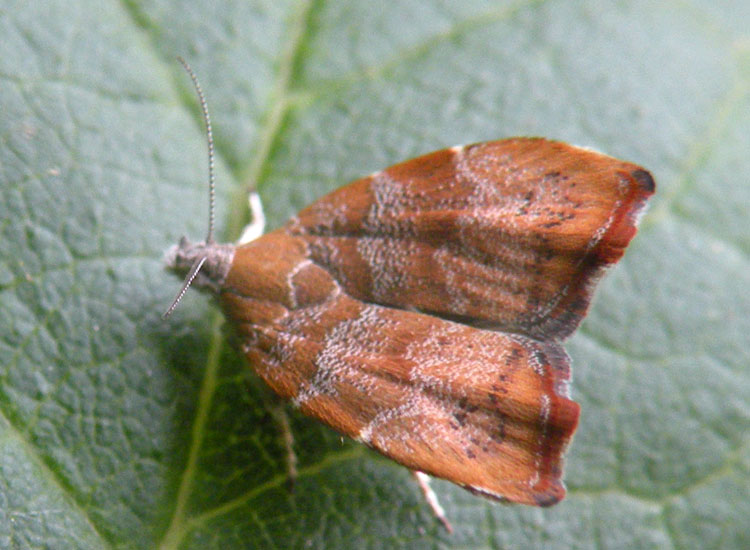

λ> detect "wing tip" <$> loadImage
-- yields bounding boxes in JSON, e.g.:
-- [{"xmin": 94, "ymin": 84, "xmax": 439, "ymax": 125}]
[{"xmin": 631, "ymin": 168, "xmax": 656, "ymax": 195}]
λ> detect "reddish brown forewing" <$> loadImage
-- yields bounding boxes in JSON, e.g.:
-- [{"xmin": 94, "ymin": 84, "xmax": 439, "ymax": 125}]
[{"xmin": 169, "ymin": 138, "xmax": 654, "ymax": 507}]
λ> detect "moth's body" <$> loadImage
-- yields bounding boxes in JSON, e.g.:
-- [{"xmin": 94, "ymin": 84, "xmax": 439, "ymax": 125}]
[{"xmin": 167, "ymin": 138, "xmax": 654, "ymax": 509}]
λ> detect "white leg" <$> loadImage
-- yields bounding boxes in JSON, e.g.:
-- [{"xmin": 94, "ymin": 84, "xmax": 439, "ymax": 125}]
[
  {"xmin": 238, "ymin": 191, "xmax": 266, "ymax": 244},
  {"xmin": 411, "ymin": 470, "xmax": 453, "ymax": 533}
]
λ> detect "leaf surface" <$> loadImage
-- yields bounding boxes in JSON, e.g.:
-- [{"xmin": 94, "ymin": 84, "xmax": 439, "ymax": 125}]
[{"xmin": 0, "ymin": 0, "xmax": 748, "ymax": 548}]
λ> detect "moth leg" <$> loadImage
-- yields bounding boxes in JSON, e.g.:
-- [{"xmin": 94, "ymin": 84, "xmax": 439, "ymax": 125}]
[
  {"xmin": 268, "ymin": 399, "xmax": 298, "ymax": 492},
  {"xmin": 237, "ymin": 191, "xmax": 266, "ymax": 244},
  {"xmin": 411, "ymin": 470, "xmax": 453, "ymax": 533}
]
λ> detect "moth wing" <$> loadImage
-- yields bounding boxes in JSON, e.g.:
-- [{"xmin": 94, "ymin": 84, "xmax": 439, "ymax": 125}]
[
  {"xmin": 288, "ymin": 138, "xmax": 654, "ymax": 339},
  {"xmin": 221, "ymin": 233, "xmax": 579, "ymax": 505}
]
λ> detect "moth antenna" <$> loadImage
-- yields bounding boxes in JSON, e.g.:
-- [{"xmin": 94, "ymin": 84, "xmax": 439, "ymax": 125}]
[
  {"xmin": 162, "ymin": 57, "xmax": 217, "ymax": 319},
  {"xmin": 177, "ymin": 55, "xmax": 216, "ymax": 245},
  {"xmin": 162, "ymin": 255, "xmax": 207, "ymax": 319}
]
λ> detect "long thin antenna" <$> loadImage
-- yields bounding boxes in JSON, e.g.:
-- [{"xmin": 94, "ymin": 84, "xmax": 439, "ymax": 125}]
[
  {"xmin": 162, "ymin": 255, "xmax": 207, "ymax": 319},
  {"xmin": 177, "ymin": 56, "xmax": 216, "ymax": 244},
  {"xmin": 162, "ymin": 58, "xmax": 217, "ymax": 320}
]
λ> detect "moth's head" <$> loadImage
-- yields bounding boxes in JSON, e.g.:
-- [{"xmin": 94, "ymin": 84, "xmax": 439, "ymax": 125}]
[{"xmin": 164, "ymin": 237, "xmax": 235, "ymax": 294}]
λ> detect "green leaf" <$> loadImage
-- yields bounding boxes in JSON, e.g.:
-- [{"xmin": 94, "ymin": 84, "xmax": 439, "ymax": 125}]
[{"xmin": 1, "ymin": 0, "xmax": 748, "ymax": 548}]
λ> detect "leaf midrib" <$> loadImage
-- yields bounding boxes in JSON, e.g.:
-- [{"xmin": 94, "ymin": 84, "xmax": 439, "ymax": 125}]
[{"xmin": 157, "ymin": 1, "xmax": 316, "ymax": 548}]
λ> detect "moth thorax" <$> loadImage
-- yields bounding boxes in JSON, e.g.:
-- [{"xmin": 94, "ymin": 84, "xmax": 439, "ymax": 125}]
[{"xmin": 164, "ymin": 237, "xmax": 236, "ymax": 292}]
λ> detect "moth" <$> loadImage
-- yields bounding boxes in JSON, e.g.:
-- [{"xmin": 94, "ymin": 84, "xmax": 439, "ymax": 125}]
[{"xmin": 165, "ymin": 59, "xmax": 654, "ymax": 531}]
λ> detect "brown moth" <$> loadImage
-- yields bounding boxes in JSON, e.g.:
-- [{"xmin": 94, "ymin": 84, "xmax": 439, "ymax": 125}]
[{"xmin": 165, "ymin": 59, "xmax": 654, "ymax": 529}]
